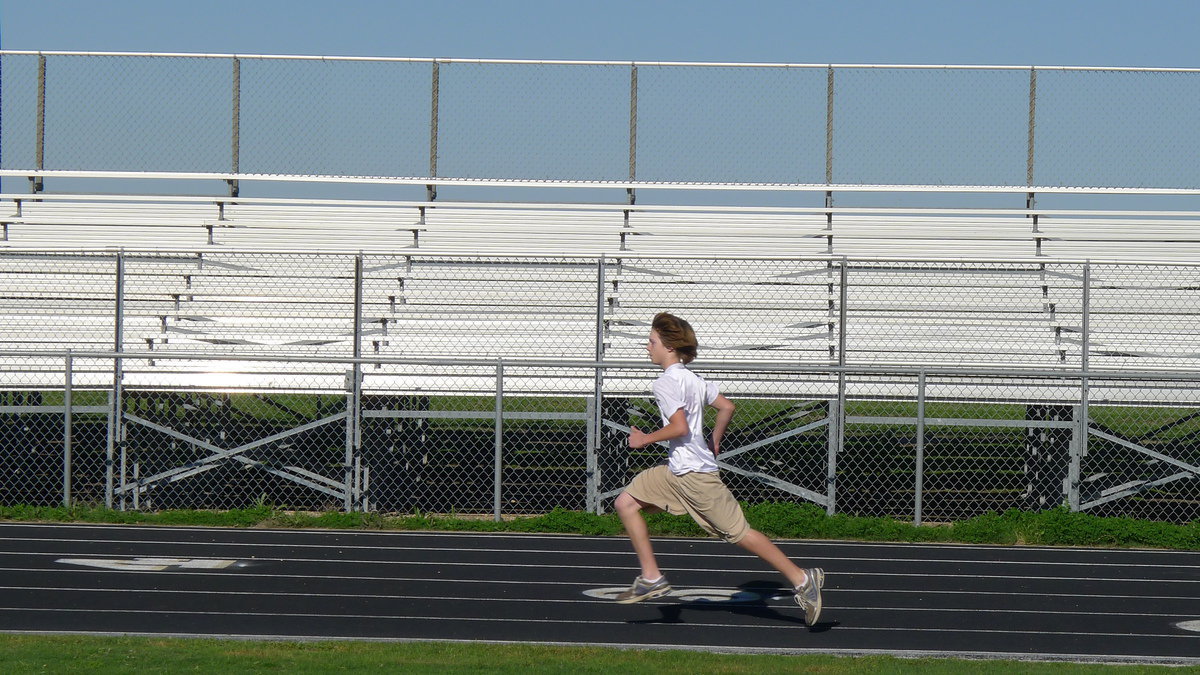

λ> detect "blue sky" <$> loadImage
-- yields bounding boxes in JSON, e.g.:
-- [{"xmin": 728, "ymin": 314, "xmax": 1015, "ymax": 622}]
[
  {"xmin": 3, "ymin": 1, "xmax": 1198, "ymax": 207},
  {"xmin": 2, "ymin": 0, "xmax": 1197, "ymax": 68}
]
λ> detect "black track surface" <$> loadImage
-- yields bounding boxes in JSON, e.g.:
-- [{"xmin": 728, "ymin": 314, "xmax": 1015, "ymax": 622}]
[{"xmin": 0, "ymin": 522, "xmax": 1197, "ymax": 665}]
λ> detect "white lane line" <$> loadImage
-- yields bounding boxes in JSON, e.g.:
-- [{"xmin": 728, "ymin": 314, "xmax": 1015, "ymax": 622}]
[
  {"xmin": 0, "ymin": 605, "xmax": 1196, "ymax": 641},
  {"xmin": 2, "ymin": 522, "xmax": 1197, "ymax": 556},
  {"xmin": 0, "ymin": 542, "xmax": 1195, "ymax": 572},
  {"xmin": 0, "ymin": 578, "xmax": 1195, "ymax": 605},
  {"xmin": 0, "ymin": 586, "xmax": 1193, "ymax": 620}
]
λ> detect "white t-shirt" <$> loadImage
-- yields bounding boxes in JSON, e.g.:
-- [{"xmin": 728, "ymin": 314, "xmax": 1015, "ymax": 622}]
[{"xmin": 651, "ymin": 363, "xmax": 720, "ymax": 475}]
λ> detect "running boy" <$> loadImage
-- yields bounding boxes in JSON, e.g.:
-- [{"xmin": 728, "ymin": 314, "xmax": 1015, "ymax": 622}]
[{"xmin": 613, "ymin": 312, "xmax": 825, "ymax": 625}]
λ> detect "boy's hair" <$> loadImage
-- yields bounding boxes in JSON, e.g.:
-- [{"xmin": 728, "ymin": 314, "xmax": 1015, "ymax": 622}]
[{"xmin": 652, "ymin": 312, "xmax": 698, "ymax": 364}]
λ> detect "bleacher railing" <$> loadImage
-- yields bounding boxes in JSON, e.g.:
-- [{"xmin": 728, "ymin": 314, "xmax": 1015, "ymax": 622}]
[{"xmin": 4, "ymin": 52, "xmax": 1200, "ymax": 193}]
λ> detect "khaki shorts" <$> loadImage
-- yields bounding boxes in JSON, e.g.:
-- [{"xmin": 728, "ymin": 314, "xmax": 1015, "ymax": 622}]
[{"xmin": 625, "ymin": 464, "xmax": 750, "ymax": 544}]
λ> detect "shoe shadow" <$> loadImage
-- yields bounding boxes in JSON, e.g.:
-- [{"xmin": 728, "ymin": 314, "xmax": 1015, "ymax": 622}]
[{"xmin": 626, "ymin": 580, "xmax": 838, "ymax": 631}]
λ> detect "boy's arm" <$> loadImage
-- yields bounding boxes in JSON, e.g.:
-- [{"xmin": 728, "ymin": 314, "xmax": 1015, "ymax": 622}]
[
  {"xmin": 708, "ymin": 394, "xmax": 736, "ymax": 455},
  {"xmin": 629, "ymin": 408, "xmax": 688, "ymax": 448}
]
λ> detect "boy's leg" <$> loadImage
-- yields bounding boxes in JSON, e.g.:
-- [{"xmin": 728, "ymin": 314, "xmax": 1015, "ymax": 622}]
[
  {"xmin": 614, "ymin": 491, "xmax": 663, "ymax": 579},
  {"xmin": 734, "ymin": 529, "xmax": 807, "ymax": 587},
  {"xmin": 735, "ymin": 528, "xmax": 824, "ymax": 625}
]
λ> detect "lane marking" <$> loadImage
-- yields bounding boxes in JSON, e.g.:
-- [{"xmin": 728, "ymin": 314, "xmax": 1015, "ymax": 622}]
[
  {"xmin": 1, "ymin": 605, "xmax": 1198, "ymax": 640},
  {"xmin": 55, "ymin": 558, "xmax": 237, "ymax": 572},
  {"xmin": 4, "ymin": 522, "xmax": 1198, "ymax": 557},
  {"xmin": 0, "ymin": 584, "xmax": 1196, "ymax": 619},
  {"xmin": 8, "ymin": 560, "xmax": 1200, "ymax": 594},
  {"xmin": 582, "ymin": 586, "xmax": 775, "ymax": 603},
  {"xmin": 12, "ymin": 553, "xmax": 1200, "ymax": 584}
]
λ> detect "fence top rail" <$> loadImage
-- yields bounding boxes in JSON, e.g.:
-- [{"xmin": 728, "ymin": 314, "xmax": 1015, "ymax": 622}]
[
  {"xmin": 3, "ymin": 50, "xmax": 1199, "ymax": 72},
  {"xmin": 4, "ymin": 349, "xmax": 1198, "ymax": 381},
  {"xmin": 7, "ymin": 192, "xmax": 1200, "ymax": 219},
  {"xmin": 8, "ymin": 171, "xmax": 1200, "ymax": 196},
  {"xmin": 6, "ymin": 247, "xmax": 1200, "ymax": 268}
]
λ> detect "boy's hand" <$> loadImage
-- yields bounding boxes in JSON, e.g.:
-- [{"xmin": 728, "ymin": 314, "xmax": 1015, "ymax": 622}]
[{"xmin": 628, "ymin": 426, "xmax": 648, "ymax": 448}]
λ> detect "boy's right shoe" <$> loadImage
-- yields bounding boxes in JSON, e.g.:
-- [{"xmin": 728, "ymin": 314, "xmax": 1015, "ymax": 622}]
[
  {"xmin": 793, "ymin": 567, "xmax": 825, "ymax": 625},
  {"xmin": 614, "ymin": 575, "xmax": 672, "ymax": 603}
]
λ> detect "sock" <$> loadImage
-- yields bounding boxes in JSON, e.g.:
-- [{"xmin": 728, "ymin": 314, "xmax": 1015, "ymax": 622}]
[{"xmin": 643, "ymin": 575, "xmax": 663, "ymax": 583}]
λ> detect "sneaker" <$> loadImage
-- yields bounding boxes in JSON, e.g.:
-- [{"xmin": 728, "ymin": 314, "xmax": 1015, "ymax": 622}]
[
  {"xmin": 793, "ymin": 567, "xmax": 825, "ymax": 625},
  {"xmin": 614, "ymin": 575, "xmax": 672, "ymax": 604}
]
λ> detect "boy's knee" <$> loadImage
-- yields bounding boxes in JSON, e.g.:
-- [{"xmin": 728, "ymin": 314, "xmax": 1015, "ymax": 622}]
[
  {"xmin": 614, "ymin": 492, "xmax": 636, "ymax": 512},
  {"xmin": 615, "ymin": 492, "xmax": 647, "ymax": 515}
]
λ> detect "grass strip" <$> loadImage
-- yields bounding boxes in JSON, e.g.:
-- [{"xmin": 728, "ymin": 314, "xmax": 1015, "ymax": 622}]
[{"xmin": 1, "ymin": 502, "xmax": 1197, "ymax": 550}]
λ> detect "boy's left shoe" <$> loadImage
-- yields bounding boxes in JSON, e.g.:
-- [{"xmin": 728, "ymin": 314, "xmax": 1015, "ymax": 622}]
[{"xmin": 614, "ymin": 575, "xmax": 671, "ymax": 603}]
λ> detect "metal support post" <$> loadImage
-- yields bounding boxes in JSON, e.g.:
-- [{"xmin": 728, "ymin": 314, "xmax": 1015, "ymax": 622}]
[
  {"xmin": 825, "ymin": 65, "xmax": 835, "ymax": 186},
  {"xmin": 346, "ymin": 255, "xmax": 364, "ymax": 511},
  {"xmin": 32, "ymin": 55, "xmax": 46, "ymax": 193},
  {"xmin": 344, "ymin": 367, "xmax": 359, "ymax": 512},
  {"xmin": 1026, "ymin": 67, "xmax": 1038, "ymax": 189},
  {"xmin": 105, "ymin": 389, "xmax": 114, "ymax": 510},
  {"xmin": 824, "ymin": 191, "xmax": 834, "ymax": 254},
  {"xmin": 827, "ymin": 259, "xmax": 848, "ymax": 515},
  {"xmin": 229, "ymin": 57, "xmax": 240, "ymax": 198},
  {"xmin": 113, "ymin": 253, "xmax": 126, "ymax": 509},
  {"xmin": 826, "ymin": 396, "xmax": 840, "ymax": 516},
  {"xmin": 914, "ymin": 370, "xmax": 926, "ymax": 526},
  {"xmin": 1070, "ymin": 263, "xmax": 1091, "ymax": 511},
  {"xmin": 1068, "ymin": 403, "xmax": 1082, "ymax": 511},
  {"xmin": 63, "ymin": 351, "xmax": 73, "ymax": 508},
  {"xmin": 588, "ymin": 256, "xmax": 607, "ymax": 513},
  {"xmin": 628, "ymin": 64, "xmax": 638, "ymax": 206},
  {"xmin": 427, "ymin": 60, "xmax": 440, "ymax": 202},
  {"xmin": 493, "ymin": 359, "xmax": 504, "ymax": 521}
]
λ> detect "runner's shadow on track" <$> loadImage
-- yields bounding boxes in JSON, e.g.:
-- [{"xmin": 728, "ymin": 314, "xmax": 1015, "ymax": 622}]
[{"xmin": 626, "ymin": 580, "xmax": 837, "ymax": 632}]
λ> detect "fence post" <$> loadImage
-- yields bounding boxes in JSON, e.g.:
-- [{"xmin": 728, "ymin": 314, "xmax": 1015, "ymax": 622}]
[
  {"xmin": 345, "ymin": 255, "xmax": 364, "ymax": 512},
  {"xmin": 229, "ymin": 56, "xmax": 240, "ymax": 198},
  {"xmin": 825, "ymin": 65, "xmax": 835, "ymax": 185},
  {"xmin": 827, "ymin": 258, "xmax": 848, "ymax": 515},
  {"xmin": 494, "ymin": 359, "xmax": 504, "ymax": 521},
  {"xmin": 627, "ymin": 64, "xmax": 638, "ymax": 208},
  {"xmin": 1069, "ymin": 263, "xmax": 1091, "ymax": 511},
  {"xmin": 32, "ymin": 54, "xmax": 46, "ymax": 193},
  {"xmin": 824, "ymin": 67, "xmax": 835, "ymax": 253},
  {"xmin": 111, "ymin": 253, "xmax": 126, "ymax": 510},
  {"xmin": 63, "ymin": 350, "xmax": 73, "ymax": 508},
  {"xmin": 427, "ymin": 60, "xmax": 440, "ymax": 202},
  {"xmin": 914, "ymin": 370, "xmax": 925, "ymax": 526},
  {"xmin": 1026, "ymin": 66, "xmax": 1038, "ymax": 189},
  {"xmin": 588, "ymin": 256, "xmax": 607, "ymax": 513}
]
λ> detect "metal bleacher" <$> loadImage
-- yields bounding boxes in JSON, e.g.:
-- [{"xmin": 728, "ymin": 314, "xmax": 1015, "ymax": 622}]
[{"xmin": 3, "ymin": 188, "xmax": 1200, "ymax": 399}]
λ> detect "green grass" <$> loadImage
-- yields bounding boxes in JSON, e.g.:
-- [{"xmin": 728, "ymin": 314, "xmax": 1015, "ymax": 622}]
[
  {"xmin": 3, "ymin": 502, "xmax": 1197, "ymax": 550},
  {"xmin": 0, "ymin": 635, "xmax": 1185, "ymax": 673}
]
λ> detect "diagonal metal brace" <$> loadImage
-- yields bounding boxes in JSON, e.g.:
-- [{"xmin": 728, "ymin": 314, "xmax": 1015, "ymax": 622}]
[
  {"xmin": 1088, "ymin": 428, "xmax": 1200, "ymax": 476},
  {"xmin": 118, "ymin": 412, "xmax": 349, "ymax": 495}
]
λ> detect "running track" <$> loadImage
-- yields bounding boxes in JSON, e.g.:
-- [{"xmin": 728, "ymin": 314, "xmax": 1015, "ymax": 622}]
[{"xmin": 0, "ymin": 523, "xmax": 1197, "ymax": 665}]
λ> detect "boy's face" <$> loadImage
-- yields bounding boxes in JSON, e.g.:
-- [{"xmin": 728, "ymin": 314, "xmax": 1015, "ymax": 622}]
[{"xmin": 646, "ymin": 329, "xmax": 675, "ymax": 366}]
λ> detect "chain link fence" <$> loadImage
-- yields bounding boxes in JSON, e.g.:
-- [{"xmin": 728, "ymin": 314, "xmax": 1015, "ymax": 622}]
[
  {"xmin": 5, "ymin": 53, "xmax": 1200, "ymax": 190},
  {"xmin": 1, "ymin": 353, "xmax": 1197, "ymax": 524},
  {"xmin": 0, "ymin": 249, "xmax": 1198, "ymax": 523}
]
